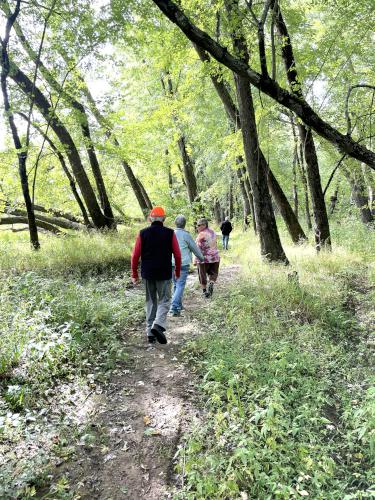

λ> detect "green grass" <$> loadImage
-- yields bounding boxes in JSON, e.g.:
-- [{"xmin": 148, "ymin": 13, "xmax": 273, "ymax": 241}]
[{"xmin": 176, "ymin": 220, "xmax": 375, "ymax": 499}]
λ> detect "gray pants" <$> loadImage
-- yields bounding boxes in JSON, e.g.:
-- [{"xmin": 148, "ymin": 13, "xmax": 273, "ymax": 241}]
[{"xmin": 144, "ymin": 279, "xmax": 171, "ymax": 337}]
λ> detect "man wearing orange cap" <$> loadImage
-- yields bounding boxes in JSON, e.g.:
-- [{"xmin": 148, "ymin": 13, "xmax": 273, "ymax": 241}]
[{"xmin": 131, "ymin": 206, "xmax": 181, "ymax": 345}]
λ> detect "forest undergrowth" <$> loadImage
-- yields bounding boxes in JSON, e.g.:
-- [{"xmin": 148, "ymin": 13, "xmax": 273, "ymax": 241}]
[
  {"xmin": 0, "ymin": 229, "xmax": 144, "ymax": 498},
  {"xmin": 176, "ymin": 221, "xmax": 374, "ymax": 499},
  {"xmin": 0, "ymin": 220, "xmax": 374, "ymax": 498}
]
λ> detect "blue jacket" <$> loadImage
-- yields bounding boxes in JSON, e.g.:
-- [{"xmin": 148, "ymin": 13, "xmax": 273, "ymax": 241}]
[{"xmin": 172, "ymin": 228, "xmax": 204, "ymax": 266}]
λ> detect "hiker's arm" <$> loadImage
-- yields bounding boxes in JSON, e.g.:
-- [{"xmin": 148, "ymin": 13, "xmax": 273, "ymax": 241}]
[
  {"xmin": 172, "ymin": 233, "xmax": 181, "ymax": 278},
  {"xmin": 188, "ymin": 235, "xmax": 204, "ymax": 262},
  {"xmin": 131, "ymin": 234, "xmax": 141, "ymax": 283}
]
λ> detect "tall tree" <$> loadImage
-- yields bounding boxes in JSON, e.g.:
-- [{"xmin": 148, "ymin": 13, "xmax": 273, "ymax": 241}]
[
  {"xmin": 271, "ymin": 0, "xmax": 331, "ymax": 249},
  {"xmin": 224, "ymin": 0, "xmax": 288, "ymax": 263},
  {"xmin": 195, "ymin": 44, "xmax": 306, "ymax": 244},
  {"xmin": 0, "ymin": 1, "xmax": 39, "ymax": 248}
]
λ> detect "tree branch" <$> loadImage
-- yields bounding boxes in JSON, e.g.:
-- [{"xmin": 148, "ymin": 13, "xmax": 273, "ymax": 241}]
[{"xmin": 151, "ymin": 0, "xmax": 375, "ymax": 169}]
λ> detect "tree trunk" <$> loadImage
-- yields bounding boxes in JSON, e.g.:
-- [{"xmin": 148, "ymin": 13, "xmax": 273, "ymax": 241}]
[
  {"xmin": 0, "ymin": 5, "xmax": 40, "ymax": 249},
  {"xmin": 342, "ymin": 165, "xmax": 373, "ymax": 224},
  {"xmin": 235, "ymin": 74, "xmax": 288, "ymax": 262},
  {"xmin": 240, "ymin": 165, "xmax": 257, "ymax": 234},
  {"xmin": 120, "ymin": 157, "xmax": 150, "ymax": 218},
  {"xmin": 213, "ymin": 199, "xmax": 222, "ymax": 225},
  {"xmin": 329, "ymin": 186, "xmax": 339, "ymax": 215},
  {"xmin": 137, "ymin": 178, "xmax": 153, "ymax": 210},
  {"xmin": 5, "ymin": 207, "xmax": 87, "ymax": 231},
  {"xmin": 293, "ymin": 122, "xmax": 313, "ymax": 230},
  {"xmin": 81, "ymin": 119, "xmax": 116, "ymax": 228},
  {"xmin": 274, "ymin": 2, "xmax": 331, "ymax": 250},
  {"xmin": 177, "ymin": 135, "xmax": 198, "ymax": 203},
  {"xmin": 292, "ymin": 146, "xmax": 299, "ymax": 218},
  {"xmin": 17, "ymin": 112, "xmax": 91, "ymax": 226}
]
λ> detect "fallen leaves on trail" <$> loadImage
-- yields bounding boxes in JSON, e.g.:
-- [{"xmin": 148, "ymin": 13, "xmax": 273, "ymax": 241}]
[{"xmin": 143, "ymin": 415, "xmax": 151, "ymax": 426}]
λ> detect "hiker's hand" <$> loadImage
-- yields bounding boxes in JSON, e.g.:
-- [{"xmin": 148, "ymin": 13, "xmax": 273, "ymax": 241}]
[{"xmin": 131, "ymin": 276, "xmax": 139, "ymax": 285}]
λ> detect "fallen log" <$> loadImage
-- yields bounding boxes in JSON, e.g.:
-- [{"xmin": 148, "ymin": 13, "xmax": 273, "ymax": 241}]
[
  {"xmin": 0, "ymin": 216, "xmax": 62, "ymax": 234},
  {"xmin": 4, "ymin": 208, "xmax": 86, "ymax": 231}
]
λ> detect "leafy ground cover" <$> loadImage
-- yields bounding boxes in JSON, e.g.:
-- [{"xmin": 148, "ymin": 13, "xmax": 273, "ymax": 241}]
[
  {"xmin": 176, "ymin": 223, "xmax": 374, "ymax": 499},
  {"xmin": 0, "ymin": 230, "xmax": 144, "ymax": 498}
]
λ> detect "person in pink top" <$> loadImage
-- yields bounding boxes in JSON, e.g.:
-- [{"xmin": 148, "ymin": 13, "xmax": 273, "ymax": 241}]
[{"xmin": 194, "ymin": 217, "xmax": 220, "ymax": 298}]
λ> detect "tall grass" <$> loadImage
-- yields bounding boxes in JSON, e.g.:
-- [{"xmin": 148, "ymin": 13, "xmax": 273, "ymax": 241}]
[{"xmin": 0, "ymin": 226, "xmax": 138, "ymax": 274}]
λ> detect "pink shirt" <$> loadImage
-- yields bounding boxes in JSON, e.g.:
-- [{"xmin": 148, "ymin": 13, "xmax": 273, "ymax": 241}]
[{"xmin": 194, "ymin": 228, "xmax": 220, "ymax": 264}]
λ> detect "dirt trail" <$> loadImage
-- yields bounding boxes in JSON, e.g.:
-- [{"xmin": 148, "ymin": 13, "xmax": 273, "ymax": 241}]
[{"xmin": 58, "ymin": 265, "xmax": 239, "ymax": 499}]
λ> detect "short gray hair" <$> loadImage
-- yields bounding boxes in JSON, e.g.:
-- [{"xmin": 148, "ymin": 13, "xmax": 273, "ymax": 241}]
[
  {"xmin": 150, "ymin": 216, "xmax": 166, "ymax": 223},
  {"xmin": 175, "ymin": 215, "xmax": 186, "ymax": 228}
]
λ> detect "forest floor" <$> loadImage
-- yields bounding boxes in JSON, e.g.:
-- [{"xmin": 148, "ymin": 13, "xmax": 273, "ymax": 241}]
[{"xmin": 51, "ymin": 264, "xmax": 239, "ymax": 499}]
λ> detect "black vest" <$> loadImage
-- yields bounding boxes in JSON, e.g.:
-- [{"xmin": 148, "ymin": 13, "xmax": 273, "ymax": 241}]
[{"xmin": 140, "ymin": 222, "xmax": 174, "ymax": 280}]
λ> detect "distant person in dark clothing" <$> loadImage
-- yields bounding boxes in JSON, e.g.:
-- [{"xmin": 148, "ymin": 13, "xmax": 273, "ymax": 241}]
[
  {"xmin": 220, "ymin": 216, "xmax": 233, "ymax": 250},
  {"xmin": 131, "ymin": 206, "xmax": 181, "ymax": 345}
]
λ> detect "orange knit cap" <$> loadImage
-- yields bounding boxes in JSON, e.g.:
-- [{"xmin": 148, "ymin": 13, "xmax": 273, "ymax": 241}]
[{"xmin": 149, "ymin": 206, "xmax": 166, "ymax": 217}]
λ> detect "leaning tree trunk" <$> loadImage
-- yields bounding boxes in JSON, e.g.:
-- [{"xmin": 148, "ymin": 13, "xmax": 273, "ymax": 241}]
[
  {"xmin": 1, "ymin": 216, "xmax": 61, "ymax": 234},
  {"xmin": 137, "ymin": 177, "xmax": 153, "ymax": 210},
  {"xmin": 8, "ymin": 64, "xmax": 107, "ymax": 228},
  {"xmin": 2, "ymin": 10, "xmax": 116, "ymax": 229},
  {"xmin": 5, "ymin": 208, "xmax": 87, "ymax": 231},
  {"xmin": 274, "ymin": 2, "xmax": 331, "ymax": 250},
  {"xmin": 120, "ymin": 157, "xmax": 150, "ymax": 218},
  {"xmin": 17, "ymin": 112, "xmax": 91, "ymax": 226}
]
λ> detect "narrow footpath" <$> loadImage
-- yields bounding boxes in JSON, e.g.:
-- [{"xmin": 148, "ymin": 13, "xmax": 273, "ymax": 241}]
[{"xmin": 57, "ymin": 265, "xmax": 239, "ymax": 499}]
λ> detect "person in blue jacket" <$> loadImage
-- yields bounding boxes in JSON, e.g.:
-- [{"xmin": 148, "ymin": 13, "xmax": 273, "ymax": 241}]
[{"xmin": 170, "ymin": 214, "xmax": 204, "ymax": 316}]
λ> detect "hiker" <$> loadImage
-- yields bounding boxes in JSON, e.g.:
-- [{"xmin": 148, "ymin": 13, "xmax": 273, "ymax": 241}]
[
  {"xmin": 170, "ymin": 215, "xmax": 204, "ymax": 317},
  {"xmin": 131, "ymin": 206, "xmax": 181, "ymax": 345},
  {"xmin": 195, "ymin": 218, "xmax": 220, "ymax": 298},
  {"xmin": 220, "ymin": 216, "xmax": 233, "ymax": 250}
]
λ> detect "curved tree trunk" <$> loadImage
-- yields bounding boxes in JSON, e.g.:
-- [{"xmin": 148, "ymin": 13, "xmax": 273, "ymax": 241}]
[{"xmin": 8, "ymin": 63, "xmax": 107, "ymax": 228}]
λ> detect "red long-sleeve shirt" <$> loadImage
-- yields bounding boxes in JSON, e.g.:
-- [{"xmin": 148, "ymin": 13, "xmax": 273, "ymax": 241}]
[{"xmin": 131, "ymin": 232, "xmax": 181, "ymax": 280}]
